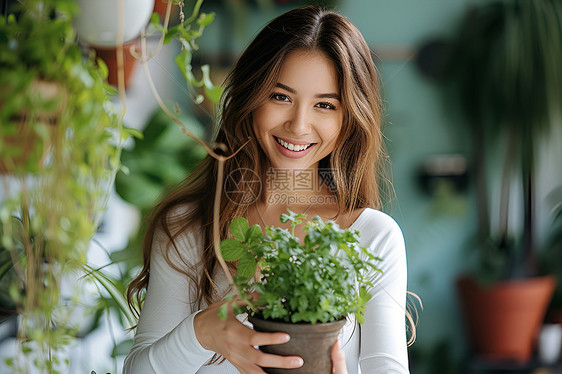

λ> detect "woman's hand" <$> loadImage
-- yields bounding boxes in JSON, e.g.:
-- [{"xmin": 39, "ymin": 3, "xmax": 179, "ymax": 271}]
[
  {"xmin": 193, "ymin": 299, "xmax": 304, "ymax": 374},
  {"xmin": 331, "ymin": 340, "xmax": 348, "ymax": 374}
]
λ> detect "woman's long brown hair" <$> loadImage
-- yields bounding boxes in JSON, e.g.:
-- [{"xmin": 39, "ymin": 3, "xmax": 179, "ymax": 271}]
[{"xmin": 126, "ymin": 5, "xmax": 416, "ymax": 346}]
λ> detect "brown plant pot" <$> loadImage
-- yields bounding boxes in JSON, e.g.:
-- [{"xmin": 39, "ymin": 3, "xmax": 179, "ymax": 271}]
[
  {"xmin": 92, "ymin": 40, "xmax": 139, "ymax": 89},
  {"xmin": 0, "ymin": 80, "xmax": 62, "ymax": 174},
  {"xmin": 249, "ymin": 316, "xmax": 345, "ymax": 374},
  {"xmin": 457, "ymin": 275, "xmax": 556, "ymax": 363}
]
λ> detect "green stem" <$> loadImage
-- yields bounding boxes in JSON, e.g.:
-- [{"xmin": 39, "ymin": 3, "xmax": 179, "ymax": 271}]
[{"xmin": 184, "ymin": 0, "xmax": 204, "ymax": 24}]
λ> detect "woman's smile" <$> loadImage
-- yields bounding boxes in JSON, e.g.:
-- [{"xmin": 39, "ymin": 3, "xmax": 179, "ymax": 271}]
[{"xmin": 273, "ymin": 136, "xmax": 317, "ymax": 158}]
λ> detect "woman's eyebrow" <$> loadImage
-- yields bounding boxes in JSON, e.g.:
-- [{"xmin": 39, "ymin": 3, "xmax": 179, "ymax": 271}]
[{"xmin": 275, "ymin": 82, "xmax": 341, "ymax": 101}]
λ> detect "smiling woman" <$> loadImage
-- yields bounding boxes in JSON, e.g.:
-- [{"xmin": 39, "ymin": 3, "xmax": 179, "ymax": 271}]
[{"xmin": 124, "ymin": 5, "xmax": 413, "ymax": 374}]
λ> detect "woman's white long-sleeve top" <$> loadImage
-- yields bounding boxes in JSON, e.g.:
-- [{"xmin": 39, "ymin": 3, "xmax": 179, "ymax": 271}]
[{"xmin": 123, "ymin": 207, "xmax": 410, "ymax": 374}]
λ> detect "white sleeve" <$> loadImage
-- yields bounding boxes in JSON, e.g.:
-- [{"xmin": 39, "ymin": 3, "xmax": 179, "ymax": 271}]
[
  {"xmin": 359, "ymin": 213, "xmax": 410, "ymax": 374},
  {"xmin": 123, "ymin": 226, "xmax": 216, "ymax": 374}
]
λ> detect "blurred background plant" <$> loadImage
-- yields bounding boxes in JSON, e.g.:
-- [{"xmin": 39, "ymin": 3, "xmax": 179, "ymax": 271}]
[
  {"xmin": 445, "ymin": 0, "xmax": 562, "ymax": 365},
  {"xmin": 0, "ymin": 0, "xmax": 218, "ymax": 371},
  {"xmin": 0, "ymin": 0, "xmax": 131, "ymax": 371},
  {"xmin": 447, "ymin": 0, "xmax": 562, "ymax": 282}
]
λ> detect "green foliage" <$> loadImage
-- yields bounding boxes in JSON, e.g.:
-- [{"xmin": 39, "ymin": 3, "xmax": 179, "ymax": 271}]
[
  {"xmin": 148, "ymin": 0, "xmax": 223, "ymax": 105},
  {"xmin": 115, "ymin": 108, "xmax": 206, "ymax": 210},
  {"xmin": 220, "ymin": 210, "xmax": 382, "ymax": 324},
  {"xmin": 0, "ymin": 0, "xmax": 128, "ymax": 371}
]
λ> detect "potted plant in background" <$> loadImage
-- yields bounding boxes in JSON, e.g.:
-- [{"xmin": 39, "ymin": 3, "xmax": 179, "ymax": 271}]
[
  {"xmin": 0, "ymin": 0, "xmax": 135, "ymax": 371},
  {"xmin": 219, "ymin": 210, "xmax": 382, "ymax": 374},
  {"xmin": 73, "ymin": 0, "xmax": 155, "ymax": 89},
  {"xmin": 1, "ymin": 0, "xmax": 225, "ymax": 370},
  {"xmin": 447, "ymin": 0, "xmax": 562, "ymax": 363}
]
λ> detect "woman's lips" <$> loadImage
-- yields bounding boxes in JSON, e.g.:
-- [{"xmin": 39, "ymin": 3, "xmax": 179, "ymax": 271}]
[{"xmin": 273, "ymin": 136, "xmax": 316, "ymax": 159}]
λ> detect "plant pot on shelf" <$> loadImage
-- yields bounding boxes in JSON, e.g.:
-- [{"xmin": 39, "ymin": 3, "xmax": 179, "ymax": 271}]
[
  {"xmin": 91, "ymin": 41, "xmax": 140, "ymax": 89},
  {"xmin": 456, "ymin": 275, "xmax": 556, "ymax": 363},
  {"xmin": 249, "ymin": 316, "xmax": 345, "ymax": 374}
]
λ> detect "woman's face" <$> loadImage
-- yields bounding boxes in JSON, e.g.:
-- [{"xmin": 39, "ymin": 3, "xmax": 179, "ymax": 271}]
[{"xmin": 252, "ymin": 49, "xmax": 343, "ymax": 173}]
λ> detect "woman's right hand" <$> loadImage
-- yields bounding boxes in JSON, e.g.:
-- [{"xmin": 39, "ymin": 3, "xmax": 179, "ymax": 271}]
[{"xmin": 193, "ymin": 299, "xmax": 304, "ymax": 374}]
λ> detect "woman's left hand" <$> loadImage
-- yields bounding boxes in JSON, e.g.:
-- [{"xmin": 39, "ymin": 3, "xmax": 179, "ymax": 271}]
[{"xmin": 331, "ymin": 340, "xmax": 348, "ymax": 374}]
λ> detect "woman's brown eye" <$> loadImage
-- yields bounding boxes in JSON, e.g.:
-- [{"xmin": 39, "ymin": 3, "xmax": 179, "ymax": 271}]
[
  {"xmin": 271, "ymin": 93, "xmax": 289, "ymax": 102},
  {"xmin": 317, "ymin": 102, "xmax": 336, "ymax": 110}
]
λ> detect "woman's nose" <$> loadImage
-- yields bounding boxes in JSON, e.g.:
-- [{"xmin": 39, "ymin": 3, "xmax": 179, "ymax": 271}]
[{"xmin": 285, "ymin": 105, "xmax": 311, "ymax": 135}]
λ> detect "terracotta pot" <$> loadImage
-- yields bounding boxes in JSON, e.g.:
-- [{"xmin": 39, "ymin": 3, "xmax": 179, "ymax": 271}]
[
  {"xmin": 249, "ymin": 316, "xmax": 345, "ymax": 374},
  {"xmin": 0, "ymin": 80, "xmax": 62, "ymax": 174},
  {"xmin": 153, "ymin": 0, "xmax": 178, "ymax": 21},
  {"xmin": 457, "ymin": 275, "xmax": 556, "ymax": 363},
  {"xmin": 92, "ymin": 41, "xmax": 139, "ymax": 89}
]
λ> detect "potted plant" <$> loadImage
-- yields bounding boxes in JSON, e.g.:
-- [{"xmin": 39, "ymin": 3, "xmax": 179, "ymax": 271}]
[
  {"xmin": 73, "ymin": 0, "xmax": 155, "ymax": 88},
  {"xmin": 447, "ymin": 0, "xmax": 562, "ymax": 363},
  {"xmin": 0, "ymin": 0, "xmax": 134, "ymax": 371},
  {"xmin": 219, "ymin": 210, "xmax": 382, "ymax": 374}
]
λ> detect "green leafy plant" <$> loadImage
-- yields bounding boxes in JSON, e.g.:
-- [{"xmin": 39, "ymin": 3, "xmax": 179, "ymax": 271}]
[
  {"xmin": 448, "ymin": 0, "xmax": 562, "ymax": 281},
  {"xmin": 0, "ymin": 0, "xmax": 134, "ymax": 372},
  {"xmin": 219, "ymin": 210, "xmax": 382, "ymax": 324},
  {"xmin": 146, "ymin": 0, "xmax": 222, "ymax": 106}
]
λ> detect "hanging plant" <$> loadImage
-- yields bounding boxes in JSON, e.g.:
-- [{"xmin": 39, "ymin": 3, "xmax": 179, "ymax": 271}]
[{"xmin": 0, "ymin": 0, "xmax": 135, "ymax": 371}]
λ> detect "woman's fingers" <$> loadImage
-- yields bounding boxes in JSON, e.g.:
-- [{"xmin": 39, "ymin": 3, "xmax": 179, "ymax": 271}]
[
  {"xmin": 251, "ymin": 348, "xmax": 303, "ymax": 369},
  {"xmin": 193, "ymin": 301, "xmax": 303, "ymax": 372},
  {"xmin": 331, "ymin": 340, "xmax": 348, "ymax": 374},
  {"xmin": 248, "ymin": 331, "xmax": 290, "ymax": 347}
]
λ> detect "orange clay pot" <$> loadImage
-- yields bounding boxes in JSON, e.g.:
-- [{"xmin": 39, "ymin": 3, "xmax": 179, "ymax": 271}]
[
  {"xmin": 92, "ymin": 40, "xmax": 139, "ymax": 89},
  {"xmin": 457, "ymin": 275, "xmax": 556, "ymax": 363},
  {"xmin": 153, "ymin": 0, "xmax": 178, "ymax": 21}
]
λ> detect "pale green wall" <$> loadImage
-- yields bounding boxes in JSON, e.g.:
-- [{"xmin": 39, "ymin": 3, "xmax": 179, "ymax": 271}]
[{"xmin": 339, "ymin": 2, "xmax": 485, "ymax": 371}]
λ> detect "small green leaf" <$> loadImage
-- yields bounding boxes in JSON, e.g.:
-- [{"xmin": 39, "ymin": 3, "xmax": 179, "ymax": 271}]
[
  {"xmin": 220, "ymin": 238, "xmax": 247, "ymax": 261},
  {"xmin": 246, "ymin": 224, "xmax": 262, "ymax": 244},
  {"xmin": 204, "ymin": 84, "xmax": 223, "ymax": 105},
  {"xmin": 174, "ymin": 48, "xmax": 192, "ymax": 81},
  {"xmin": 197, "ymin": 12, "xmax": 215, "ymax": 26},
  {"xmin": 123, "ymin": 126, "xmax": 144, "ymax": 139},
  {"xmin": 230, "ymin": 217, "xmax": 249, "ymax": 241},
  {"xmin": 355, "ymin": 312, "xmax": 365, "ymax": 324},
  {"xmin": 164, "ymin": 24, "xmax": 182, "ymax": 45},
  {"xmin": 237, "ymin": 255, "xmax": 257, "ymax": 280},
  {"xmin": 150, "ymin": 12, "xmax": 160, "ymax": 26}
]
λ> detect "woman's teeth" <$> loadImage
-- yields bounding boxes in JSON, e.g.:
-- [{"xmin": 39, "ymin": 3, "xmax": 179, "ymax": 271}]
[{"xmin": 275, "ymin": 137, "xmax": 313, "ymax": 152}]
